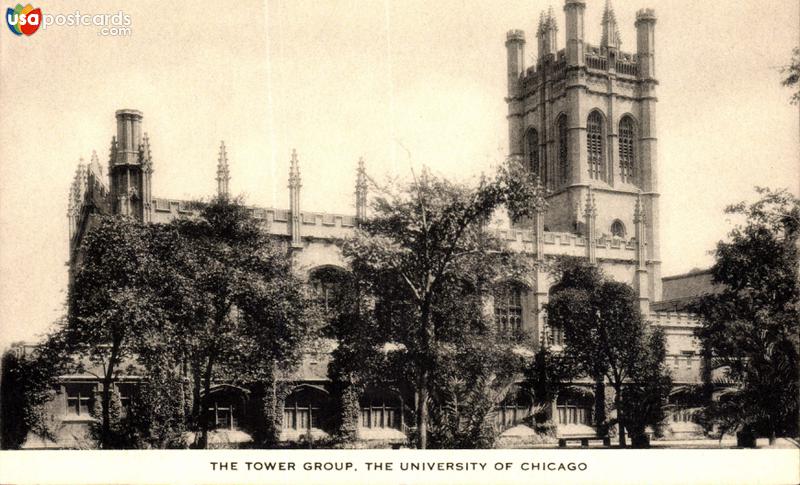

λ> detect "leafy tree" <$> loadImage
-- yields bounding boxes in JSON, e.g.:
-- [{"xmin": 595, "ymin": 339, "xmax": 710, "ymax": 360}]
[
  {"xmin": 90, "ymin": 385, "xmax": 125, "ymax": 447},
  {"xmin": 694, "ymin": 187, "xmax": 799, "ymax": 443},
  {"xmin": 165, "ymin": 195, "xmax": 320, "ymax": 448},
  {"xmin": 121, "ymin": 369, "xmax": 187, "ymax": 449},
  {"xmin": 781, "ymin": 47, "xmax": 800, "ymax": 104},
  {"xmin": 427, "ymin": 336, "xmax": 525, "ymax": 449},
  {"xmin": 341, "ymin": 161, "xmax": 545, "ymax": 448},
  {"xmin": 68, "ymin": 217, "xmax": 178, "ymax": 448},
  {"xmin": 523, "ymin": 344, "xmax": 581, "ymax": 427},
  {"xmin": 546, "ymin": 259, "xmax": 670, "ymax": 447},
  {"xmin": 0, "ymin": 326, "xmax": 73, "ymax": 449},
  {"xmin": 618, "ymin": 327, "xmax": 672, "ymax": 447}
]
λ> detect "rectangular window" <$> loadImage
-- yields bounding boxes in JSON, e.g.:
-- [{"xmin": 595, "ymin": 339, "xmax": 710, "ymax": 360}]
[
  {"xmin": 65, "ymin": 383, "xmax": 95, "ymax": 417},
  {"xmin": 682, "ymin": 351, "xmax": 694, "ymax": 370},
  {"xmin": 556, "ymin": 405, "xmax": 592, "ymax": 425},
  {"xmin": 360, "ymin": 406, "xmax": 399, "ymax": 429}
]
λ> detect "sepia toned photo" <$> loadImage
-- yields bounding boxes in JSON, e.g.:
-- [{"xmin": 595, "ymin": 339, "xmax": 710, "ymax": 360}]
[{"xmin": 0, "ymin": 0, "xmax": 798, "ymax": 483}]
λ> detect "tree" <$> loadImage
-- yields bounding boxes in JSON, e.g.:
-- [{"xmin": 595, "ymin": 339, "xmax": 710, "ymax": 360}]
[
  {"xmin": 523, "ymin": 342, "xmax": 581, "ymax": 431},
  {"xmin": 426, "ymin": 335, "xmax": 525, "ymax": 449},
  {"xmin": 341, "ymin": 161, "xmax": 545, "ymax": 448},
  {"xmin": 165, "ymin": 195, "xmax": 320, "ymax": 448},
  {"xmin": 546, "ymin": 259, "xmax": 670, "ymax": 447},
  {"xmin": 68, "ymin": 216, "xmax": 178, "ymax": 448},
  {"xmin": 781, "ymin": 47, "xmax": 800, "ymax": 104},
  {"xmin": 618, "ymin": 327, "xmax": 672, "ymax": 447},
  {"xmin": 0, "ymin": 325, "xmax": 73, "ymax": 449},
  {"xmin": 694, "ymin": 187, "xmax": 799, "ymax": 443},
  {"xmin": 121, "ymin": 369, "xmax": 187, "ymax": 449}
]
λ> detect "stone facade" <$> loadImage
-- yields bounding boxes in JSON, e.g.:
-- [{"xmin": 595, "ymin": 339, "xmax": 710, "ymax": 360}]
[{"xmin": 42, "ymin": 0, "xmax": 705, "ymax": 448}]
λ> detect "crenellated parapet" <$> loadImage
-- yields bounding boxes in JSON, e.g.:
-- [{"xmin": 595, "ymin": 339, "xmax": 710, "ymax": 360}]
[
  {"xmin": 648, "ymin": 311, "xmax": 701, "ymax": 329},
  {"xmin": 497, "ymin": 229, "xmax": 639, "ymax": 261}
]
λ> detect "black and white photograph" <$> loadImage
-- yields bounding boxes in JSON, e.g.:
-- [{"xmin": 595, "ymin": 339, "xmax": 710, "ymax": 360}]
[{"xmin": 0, "ymin": 1, "xmax": 798, "ymax": 484}]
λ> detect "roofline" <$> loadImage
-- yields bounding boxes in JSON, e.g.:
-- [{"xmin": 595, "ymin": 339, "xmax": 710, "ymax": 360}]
[{"xmin": 662, "ymin": 268, "xmax": 713, "ymax": 281}]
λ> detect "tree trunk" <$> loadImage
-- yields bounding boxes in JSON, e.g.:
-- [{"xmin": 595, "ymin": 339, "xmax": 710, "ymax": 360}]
[
  {"xmin": 199, "ymin": 355, "xmax": 215, "ymax": 449},
  {"xmin": 416, "ymin": 372, "xmax": 429, "ymax": 449},
  {"xmin": 415, "ymin": 299, "xmax": 434, "ymax": 450},
  {"xmin": 614, "ymin": 385, "xmax": 626, "ymax": 447},
  {"xmin": 191, "ymin": 362, "xmax": 202, "ymax": 430},
  {"xmin": 594, "ymin": 376, "xmax": 606, "ymax": 436},
  {"xmin": 100, "ymin": 345, "xmax": 120, "ymax": 449}
]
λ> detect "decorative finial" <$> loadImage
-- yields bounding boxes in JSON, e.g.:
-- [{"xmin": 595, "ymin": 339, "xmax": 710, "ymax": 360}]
[
  {"xmin": 546, "ymin": 5, "xmax": 557, "ymax": 31},
  {"xmin": 601, "ymin": 0, "xmax": 621, "ymax": 49},
  {"xmin": 356, "ymin": 157, "xmax": 368, "ymax": 223},
  {"xmin": 139, "ymin": 133, "xmax": 153, "ymax": 172},
  {"xmin": 634, "ymin": 191, "xmax": 646, "ymax": 224},
  {"xmin": 584, "ymin": 188, "xmax": 597, "ymax": 218},
  {"xmin": 108, "ymin": 136, "xmax": 118, "ymax": 166},
  {"xmin": 216, "ymin": 140, "xmax": 230, "ymax": 196},
  {"xmin": 537, "ymin": 11, "xmax": 546, "ymax": 36},
  {"xmin": 289, "ymin": 149, "xmax": 301, "ymax": 188}
]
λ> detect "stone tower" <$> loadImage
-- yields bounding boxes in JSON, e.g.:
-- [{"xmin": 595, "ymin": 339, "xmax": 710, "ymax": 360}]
[
  {"xmin": 108, "ymin": 109, "xmax": 152, "ymax": 222},
  {"xmin": 505, "ymin": 0, "xmax": 662, "ymax": 304}
]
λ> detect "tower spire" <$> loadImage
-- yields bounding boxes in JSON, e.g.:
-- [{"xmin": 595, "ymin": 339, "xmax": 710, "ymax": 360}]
[
  {"xmin": 216, "ymin": 140, "xmax": 230, "ymax": 197},
  {"xmin": 601, "ymin": 0, "xmax": 621, "ymax": 50},
  {"xmin": 355, "ymin": 157, "xmax": 368, "ymax": 224},
  {"xmin": 536, "ymin": 5, "xmax": 558, "ymax": 60},
  {"xmin": 288, "ymin": 149, "xmax": 302, "ymax": 248},
  {"xmin": 140, "ymin": 133, "xmax": 153, "ymax": 172}
]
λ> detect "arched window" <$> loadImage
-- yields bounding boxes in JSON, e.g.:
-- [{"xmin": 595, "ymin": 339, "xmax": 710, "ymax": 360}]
[
  {"xmin": 526, "ymin": 128, "xmax": 540, "ymax": 180},
  {"xmin": 495, "ymin": 388, "xmax": 532, "ymax": 429},
  {"xmin": 309, "ymin": 267, "xmax": 348, "ymax": 311},
  {"xmin": 283, "ymin": 386, "xmax": 329, "ymax": 432},
  {"xmin": 557, "ymin": 115, "xmax": 569, "ymax": 187},
  {"xmin": 494, "ymin": 282, "xmax": 523, "ymax": 335},
  {"xmin": 587, "ymin": 111, "xmax": 605, "ymax": 181},
  {"xmin": 205, "ymin": 385, "xmax": 248, "ymax": 430},
  {"xmin": 360, "ymin": 389, "xmax": 402, "ymax": 430},
  {"xmin": 619, "ymin": 116, "xmax": 637, "ymax": 184},
  {"xmin": 611, "ymin": 219, "xmax": 626, "ymax": 238},
  {"xmin": 557, "ymin": 388, "xmax": 593, "ymax": 426}
]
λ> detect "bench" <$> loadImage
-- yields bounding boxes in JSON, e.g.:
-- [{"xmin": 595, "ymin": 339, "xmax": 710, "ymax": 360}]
[{"xmin": 558, "ymin": 436, "xmax": 611, "ymax": 448}]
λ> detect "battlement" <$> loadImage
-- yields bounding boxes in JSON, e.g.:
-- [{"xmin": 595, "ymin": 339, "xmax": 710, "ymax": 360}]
[
  {"xmin": 497, "ymin": 229, "xmax": 638, "ymax": 260},
  {"xmin": 505, "ymin": 29, "xmax": 525, "ymax": 42},
  {"xmin": 520, "ymin": 50, "xmax": 568, "ymax": 91},
  {"xmin": 149, "ymin": 197, "xmax": 358, "ymax": 239},
  {"xmin": 635, "ymin": 8, "xmax": 657, "ymax": 23},
  {"xmin": 584, "ymin": 44, "xmax": 639, "ymax": 77},
  {"xmin": 648, "ymin": 311, "xmax": 701, "ymax": 328}
]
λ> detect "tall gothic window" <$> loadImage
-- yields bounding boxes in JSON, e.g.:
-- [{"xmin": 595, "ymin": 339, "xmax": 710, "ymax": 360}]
[
  {"xmin": 494, "ymin": 282, "xmax": 523, "ymax": 336},
  {"xmin": 619, "ymin": 116, "xmax": 636, "ymax": 184},
  {"xmin": 587, "ymin": 111, "xmax": 605, "ymax": 181},
  {"xmin": 309, "ymin": 267, "xmax": 348, "ymax": 311},
  {"xmin": 611, "ymin": 219, "xmax": 626, "ymax": 238},
  {"xmin": 526, "ymin": 129, "xmax": 540, "ymax": 180},
  {"xmin": 557, "ymin": 115, "xmax": 569, "ymax": 187}
]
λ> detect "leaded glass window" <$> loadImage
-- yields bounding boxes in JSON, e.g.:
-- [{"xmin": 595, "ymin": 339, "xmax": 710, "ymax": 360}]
[
  {"xmin": 526, "ymin": 129, "xmax": 540, "ymax": 180},
  {"xmin": 619, "ymin": 116, "xmax": 636, "ymax": 184},
  {"xmin": 587, "ymin": 111, "xmax": 605, "ymax": 181},
  {"xmin": 494, "ymin": 283, "xmax": 523, "ymax": 335},
  {"xmin": 558, "ymin": 115, "xmax": 569, "ymax": 186}
]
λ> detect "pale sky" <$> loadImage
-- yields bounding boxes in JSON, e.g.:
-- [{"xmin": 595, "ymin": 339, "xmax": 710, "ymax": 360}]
[{"xmin": 1, "ymin": 0, "xmax": 798, "ymax": 348}]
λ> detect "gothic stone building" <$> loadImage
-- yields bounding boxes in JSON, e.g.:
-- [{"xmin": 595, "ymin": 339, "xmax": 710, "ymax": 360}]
[{"xmin": 29, "ymin": 0, "xmax": 706, "ymax": 448}]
